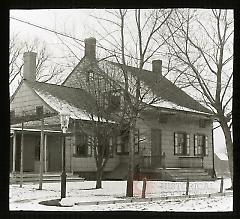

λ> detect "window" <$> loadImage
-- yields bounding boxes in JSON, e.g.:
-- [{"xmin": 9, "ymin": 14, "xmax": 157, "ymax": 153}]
[
  {"xmin": 97, "ymin": 136, "xmax": 114, "ymax": 158},
  {"xmin": 174, "ymin": 132, "xmax": 190, "ymax": 156},
  {"xmin": 106, "ymin": 92, "xmax": 121, "ymax": 111},
  {"xmin": 116, "ymin": 129, "xmax": 140, "ymax": 154},
  {"xmin": 86, "ymin": 70, "xmax": 94, "ymax": 82},
  {"xmin": 75, "ymin": 134, "xmax": 92, "ymax": 157},
  {"xmin": 194, "ymin": 134, "xmax": 208, "ymax": 156},
  {"xmin": 116, "ymin": 135, "xmax": 128, "ymax": 154},
  {"xmin": 36, "ymin": 106, "xmax": 43, "ymax": 117}
]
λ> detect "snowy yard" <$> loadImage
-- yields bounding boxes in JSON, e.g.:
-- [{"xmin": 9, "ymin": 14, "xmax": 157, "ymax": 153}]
[{"xmin": 9, "ymin": 179, "xmax": 233, "ymax": 211}]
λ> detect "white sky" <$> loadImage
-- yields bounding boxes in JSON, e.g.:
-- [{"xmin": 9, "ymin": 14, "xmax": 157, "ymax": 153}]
[{"xmin": 9, "ymin": 9, "xmax": 229, "ymax": 155}]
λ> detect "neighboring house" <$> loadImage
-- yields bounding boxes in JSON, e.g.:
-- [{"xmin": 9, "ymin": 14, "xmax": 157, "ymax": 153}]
[
  {"xmin": 214, "ymin": 152, "xmax": 230, "ymax": 178},
  {"xmin": 10, "ymin": 37, "xmax": 215, "ymax": 181}
]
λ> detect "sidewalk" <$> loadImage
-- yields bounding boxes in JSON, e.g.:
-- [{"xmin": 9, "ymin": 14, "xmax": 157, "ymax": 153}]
[
  {"xmin": 57, "ymin": 190, "xmax": 233, "ymax": 207},
  {"xmin": 10, "ymin": 179, "xmax": 233, "ymax": 210}
]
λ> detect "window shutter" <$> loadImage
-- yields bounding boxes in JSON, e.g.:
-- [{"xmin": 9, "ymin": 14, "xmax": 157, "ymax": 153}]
[
  {"xmin": 87, "ymin": 135, "xmax": 93, "ymax": 156},
  {"xmin": 134, "ymin": 129, "xmax": 139, "ymax": 153},
  {"xmin": 174, "ymin": 133, "xmax": 178, "ymax": 154},
  {"xmin": 194, "ymin": 135, "xmax": 198, "ymax": 155},
  {"xmin": 186, "ymin": 134, "xmax": 190, "ymax": 155},
  {"xmin": 204, "ymin": 136, "xmax": 208, "ymax": 156},
  {"xmin": 73, "ymin": 138, "xmax": 76, "ymax": 155},
  {"xmin": 109, "ymin": 137, "xmax": 113, "ymax": 157}
]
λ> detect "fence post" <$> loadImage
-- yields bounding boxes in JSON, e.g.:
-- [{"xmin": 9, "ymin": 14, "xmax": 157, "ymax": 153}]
[
  {"xmin": 142, "ymin": 177, "xmax": 147, "ymax": 198},
  {"xmin": 219, "ymin": 176, "xmax": 224, "ymax": 193},
  {"xmin": 186, "ymin": 178, "xmax": 189, "ymax": 196}
]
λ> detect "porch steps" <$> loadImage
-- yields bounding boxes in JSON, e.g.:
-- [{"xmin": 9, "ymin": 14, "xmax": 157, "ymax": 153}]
[
  {"xmin": 163, "ymin": 168, "xmax": 213, "ymax": 181},
  {"xmin": 104, "ymin": 163, "xmax": 129, "ymax": 180},
  {"xmin": 10, "ymin": 172, "xmax": 85, "ymax": 184}
]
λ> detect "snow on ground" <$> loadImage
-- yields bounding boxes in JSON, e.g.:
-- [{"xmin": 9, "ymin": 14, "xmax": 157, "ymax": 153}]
[{"xmin": 9, "ymin": 179, "xmax": 232, "ymax": 211}]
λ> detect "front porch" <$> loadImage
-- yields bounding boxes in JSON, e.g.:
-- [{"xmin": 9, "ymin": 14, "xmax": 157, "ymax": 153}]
[{"xmin": 10, "ymin": 128, "xmax": 64, "ymax": 174}]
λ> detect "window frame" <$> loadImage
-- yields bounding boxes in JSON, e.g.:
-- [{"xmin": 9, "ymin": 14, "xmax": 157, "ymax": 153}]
[
  {"xmin": 116, "ymin": 129, "xmax": 140, "ymax": 155},
  {"xmin": 74, "ymin": 133, "xmax": 92, "ymax": 157},
  {"xmin": 194, "ymin": 133, "xmax": 208, "ymax": 156},
  {"xmin": 107, "ymin": 92, "xmax": 121, "ymax": 112},
  {"xmin": 174, "ymin": 132, "xmax": 190, "ymax": 156}
]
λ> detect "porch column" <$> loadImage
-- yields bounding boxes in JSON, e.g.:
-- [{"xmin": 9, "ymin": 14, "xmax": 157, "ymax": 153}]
[
  {"xmin": 39, "ymin": 116, "xmax": 44, "ymax": 190},
  {"xmin": 44, "ymin": 134, "xmax": 47, "ymax": 173},
  {"xmin": 20, "ymin": 122, "xmax": 24, "ymax": 188},
  {"xmin": 12, "ymin": 131, "xmax": 17, "ymax": 173}
]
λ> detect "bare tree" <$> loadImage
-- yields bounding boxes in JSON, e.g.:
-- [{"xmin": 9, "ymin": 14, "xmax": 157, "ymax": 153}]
[
  {"xmin": 91, "ymin": 9, "xmax": 173, "ymax": 196},
  {"xmin": 162, "ymin": 9, "xmax": 233, "ymax": 186},
  {"xmin": 9, "ymin": 34, "xmax": 65, "ymax": 91},
  {"xmin": 49, "ymin": 9, "xmax": 172, "ymax": 194},
  {"xmin": 74, "ymin": 65, "xmax": 122, "ymax": 189}
]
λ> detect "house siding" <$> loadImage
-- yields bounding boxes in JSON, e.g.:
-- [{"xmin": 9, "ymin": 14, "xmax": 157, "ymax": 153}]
[
  {"xmin": 136, "ymin": 113, "xmax": 213, "ymax": 169},
  {"xmin": 63, "ymin": 58, "xmax": 92, "ymax": 89},
  {"xmin": 64, "ymin": 134, "xmax": 120, "ymax": 173},
  {"xmin": 10, "ymin": 82, "xmax": 53, "ymax": 116},
  {"xmin": 71, "ymin": 157, "xmax": 120, "ymax": 172}
]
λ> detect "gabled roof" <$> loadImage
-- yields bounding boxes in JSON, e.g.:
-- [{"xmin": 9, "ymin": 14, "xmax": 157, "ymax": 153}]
[
  {"xmin": 10, "ymin": 79, "xmax": 24, "ymax": 103},
  {"xmin": 25, "ymin": 80, "xmax": 100, "ymax": 120},
  {"xmin": 215, "ymin": 152, "xmax": 228, "ymax": 161},
  {"xmin": 107, "ymin": 61, "xmax": 212, "ymax": 115},
  {"xmin": 61, "ymin": 55, "xmax": 87, "ymax": 86}
]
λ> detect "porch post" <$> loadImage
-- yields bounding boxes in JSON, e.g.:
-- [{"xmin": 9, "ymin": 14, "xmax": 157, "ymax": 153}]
[
  {"xmin": 20, "ymin": 122, "xmax": 24, "ymax": 188},
  {"xmin": 61, "ymin": 132, "xmax": 67, "ymax": 198},
  {"xmin": 39, "ymin": 115, "xmax": 44, "ymax": 190},
  {"xmin": 44, "ymin": 134, "xmax": 47, "ymax": 173},
  {"xmin": 12, "ymin": 130, "xmax": 17, "ymax": 173}
]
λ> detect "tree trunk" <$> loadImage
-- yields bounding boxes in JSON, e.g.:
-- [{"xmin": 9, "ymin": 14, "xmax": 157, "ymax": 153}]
[
  {"xmin": 126, "ymin": 123, "xmax": 135, "ymax": 197},
  {"xmin": 96, "ymin": 162, "xmax": 103, "ymax": 189},
  {"xmin": 220, "ymin": 120, "xmax": 233, "ymax": 186}
]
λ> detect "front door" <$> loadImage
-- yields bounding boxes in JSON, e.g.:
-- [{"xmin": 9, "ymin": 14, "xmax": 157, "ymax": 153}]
[
  {"xmin": 151, "ymin": 128, "xmax": 162, "ymax": 167},
  {"xmin": 48, "ymin": 135, "xmax": 62, "ymax": 172}
]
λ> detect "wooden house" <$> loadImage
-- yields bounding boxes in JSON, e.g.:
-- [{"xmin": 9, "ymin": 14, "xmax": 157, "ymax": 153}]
[{"xmin": 10, "ymin": 37, "xmax": 215, "ymax": 181}]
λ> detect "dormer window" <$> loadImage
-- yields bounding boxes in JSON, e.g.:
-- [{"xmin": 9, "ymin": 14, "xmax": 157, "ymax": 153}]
[
  {"xmin": 86, "ymin": 70, "xmax": 94, "ymax": 82},
  {"xmin": 107, "ymin": 92, "xmax": 121, "ymax": 111}
]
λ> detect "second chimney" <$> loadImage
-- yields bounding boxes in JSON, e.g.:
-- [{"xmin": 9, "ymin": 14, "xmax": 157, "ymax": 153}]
[
  {"xmin": 23, "ymin": 52, "xmax": 37, "ymax": 81},
  {"xmin": 152, "ymin": 59, "xmax": 162, "ymax": 75},
  {"xmin": 84, "ymin": 37, "xmax": 96, "ymax": 60},
  {"xmin": 152, "ymin": 60, "xmax": 163, "ymax": 82}
]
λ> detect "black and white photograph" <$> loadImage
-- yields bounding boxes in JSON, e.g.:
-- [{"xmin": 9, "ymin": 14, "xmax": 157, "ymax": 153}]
[{"xmin": 9, "ymin": 8, "xmax": 233, "ymax": 211}]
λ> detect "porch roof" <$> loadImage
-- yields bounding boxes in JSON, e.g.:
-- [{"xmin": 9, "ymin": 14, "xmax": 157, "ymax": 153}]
[{"xmin": 10, "ymin": 127, "xmax": 62, "ymax": 133}]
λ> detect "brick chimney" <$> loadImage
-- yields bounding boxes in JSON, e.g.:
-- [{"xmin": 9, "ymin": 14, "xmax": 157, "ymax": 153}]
[
  {"xmin": 84, "ymin": 37, "xmax": 96, "ymax": 60},
  {"xmin": 152, "ymin": 60, "xmax": 162, "ymax": 77},
  {"xmin": 23, "ymin": 52, "xmax": 37, "ymax": 81}
]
